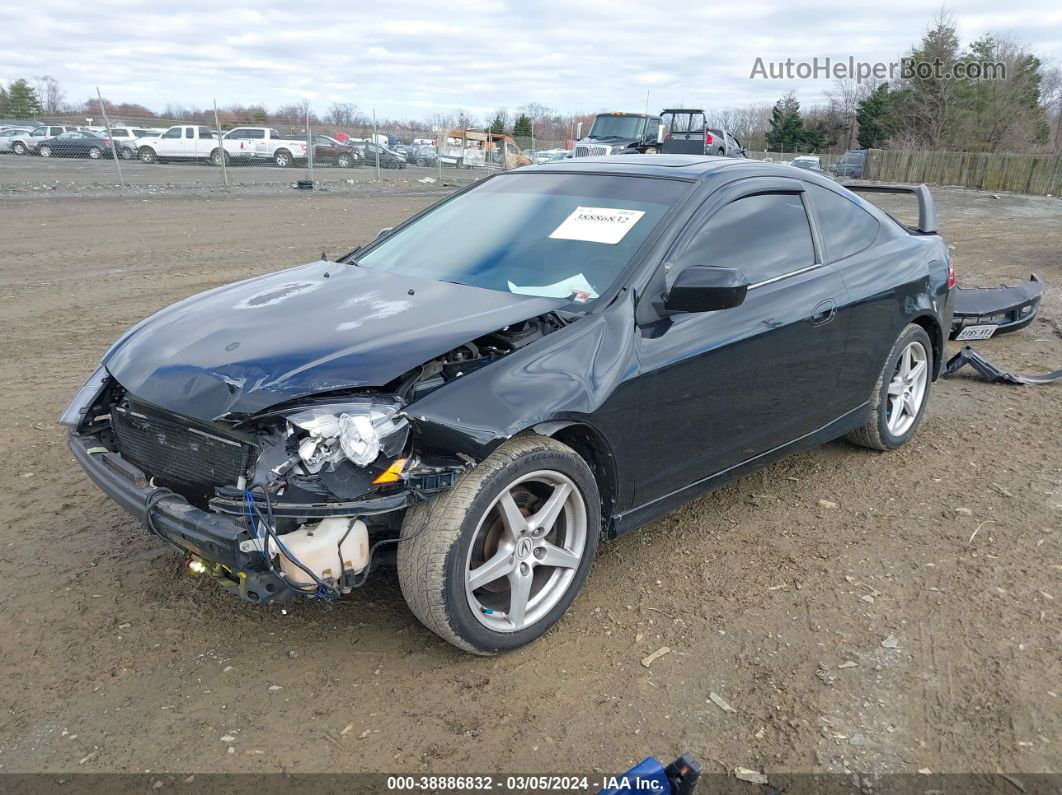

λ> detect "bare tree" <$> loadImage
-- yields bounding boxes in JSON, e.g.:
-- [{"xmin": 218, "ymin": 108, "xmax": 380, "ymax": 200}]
[
  {"xmin": 33, "ymin": 75, "xmax": 64, "ymax": 113},
  {"xmin": 326, "ymin": 102, "xmax": 364, "ymax": 127}
]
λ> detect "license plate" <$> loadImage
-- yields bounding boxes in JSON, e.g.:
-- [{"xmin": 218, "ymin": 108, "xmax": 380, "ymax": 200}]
[{"xmin": 956, "ymin": 324, "xmax": 997, "ymax": 341}]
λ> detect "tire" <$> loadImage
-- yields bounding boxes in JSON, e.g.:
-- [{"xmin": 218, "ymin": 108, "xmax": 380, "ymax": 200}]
[
  {"xmin": 274, "ymin": 149, "xmax": 292, "ymax": 168},
  {"xmin": 139, "ymin": 147, "xmax": 157, "ymax": 163},
  {"xmin": 210, "ymin": 148, "xmax": 229, "ymax": 167},
  {"xmin": 12, "ymin": 141, "xmax": 27, "ymax": 155},
  {"xmin": 415, "ymin": 157, "xmax": 425, "ymax": 166},
  {"xmin": 38, "ymin": 145, "xmax": 51, "ymax": 158},
  {"xmin": 847, "ymin": 324, "xmax": 933, "ymax": 451},
  {"xmin": 644, "ymin": 146, "xmax": 658, "ymax": 154},
  {"xmin": 120, "ymin": 146, "xmax": 134, "ymax": 160},
  {"xmin": 337, "ymin": 153, "xmax": 353, "ymax": 168},
  {"xmin": 88, "ymin": 146, "xmax": 102, "ymax": 160},
  {"xmin": 716, "ymin": 147, "xmax": 726, "ymax": 156},
  {"xmin": 398, "ymin": 435, "xmax": 601, "ymax": 655}
]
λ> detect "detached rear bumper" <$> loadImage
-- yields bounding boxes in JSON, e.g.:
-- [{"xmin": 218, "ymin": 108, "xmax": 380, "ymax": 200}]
[
  {"xmin": 68, "ymin": 433, "xmax": 414, "ymax": 604},
  {"xmin": 950, "ymin": 274, "xmax": 1044, "ymax": 339}
]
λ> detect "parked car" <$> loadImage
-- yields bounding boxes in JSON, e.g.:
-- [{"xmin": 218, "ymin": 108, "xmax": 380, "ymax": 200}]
[
  {"xmin": 571, "ymin": 112, "xmax": 663, "ymax": 157},
  {"xmin": 789, "ymin": 155, "xmax": 822, "ymax": 171},
  {"xmin": 35, "ymin": 130, "xmax": 114, "ymax": 159},
  {"xmin": 63, "ymin": 155, "xmax": 953, "ymax": 655},
  {"xmin": 392, "ymin": 144, "xmax": 416, "ymax": 160},
  {"xmin": 217, "ymin": 127, "xmax": 310, "ymax": 167},
  {"xmin": 311, "ymin": 135, "xmax": 360, "ymax": 167},
  {"xmin": 105, "ymin": 126, "xmax": 165, "ymax": 160},
  {"xmin": 830, "ymin": 149, "xmax": 868, "ymax": 178},
  {"xmin": 659, "ymin": 109, "xmax": 746, "ymax": 158},
  {"xmin": 9, "ymin": 124, "xmax": 81, "ymax": 155},
  {"xmin": 136, "ymin": 125, "xmax": 222, "ymax": 164},
  {"xmin": 0, "ymin": 127, "xmax": 31, "ymax": 153},
  {"xmin": 355, "ymin": 141, "xmax": 406, "ymax": 168},
  {"xmin": 409, "ymin": 145, "xmax": 438, "ymax": 167}
]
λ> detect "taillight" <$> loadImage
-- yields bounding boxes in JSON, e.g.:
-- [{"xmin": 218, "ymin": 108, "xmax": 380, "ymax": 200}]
[
  {"xmin": 664, "ymin": 133, "xmax": 671, "ymax": 141},
  {"xmin": 102, "ymin": 138, "xmax": 110, "ymax": 146},
  {"xmin": 947, "ymin": 259, "xmax": 956, "ymax": 289},
  {"xmin": 705, "ymin": 132, "xmax": 714, "ymax": 145}
]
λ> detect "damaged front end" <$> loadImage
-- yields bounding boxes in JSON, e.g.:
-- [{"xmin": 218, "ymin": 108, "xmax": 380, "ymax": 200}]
[{"xmin": 61, "ymin": 312, "xmax": 566, "ymax": 605}]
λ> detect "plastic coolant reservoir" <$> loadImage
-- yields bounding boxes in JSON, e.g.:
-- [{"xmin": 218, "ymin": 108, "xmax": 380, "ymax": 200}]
[{"xmin": 275, "ymin": 517, "xmax": 368, "ymax": 588}]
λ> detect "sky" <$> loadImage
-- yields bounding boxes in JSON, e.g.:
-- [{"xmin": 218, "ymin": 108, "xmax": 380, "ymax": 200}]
[{"xmin": 1, "ymin": 0, "xmax": 1060, "ymax": 122}]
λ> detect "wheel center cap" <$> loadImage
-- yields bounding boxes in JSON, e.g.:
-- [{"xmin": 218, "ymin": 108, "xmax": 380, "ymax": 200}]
[{"xmin": 516, "ymin": 536, "xmax": 534, "ymax": 560}]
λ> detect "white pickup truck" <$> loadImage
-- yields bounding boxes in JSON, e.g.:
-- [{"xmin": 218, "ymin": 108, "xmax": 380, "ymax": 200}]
[
  {"xmin": 135, "ymin": 125, "xmax": 309, "ymax": 167},
  {"xmin": 219, "ymin": 126, "xmax": 309, "ymax": 167}
]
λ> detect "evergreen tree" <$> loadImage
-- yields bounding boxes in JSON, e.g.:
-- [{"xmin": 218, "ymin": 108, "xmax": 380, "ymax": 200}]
[
  {"xmin": 0, "ymin": 84, "xmax": 8, "ymax": 116},
  {"xmin": 765, "ymin": 92, "xmax": 804, "ymax": 151},
  {"xmin": 512, "ymin": 113, "xmax": 532, "ymax": 139},
  {"xmin": 4, "ymin": 79, "xmax": 42, "ymax": 118},
  {"xmin": 856, "ymin": 83, "xmax": 895, "ymax": 148},
  {"xmin": 490, "ymin": 114, "xmax": 506, "ymax": 135}
]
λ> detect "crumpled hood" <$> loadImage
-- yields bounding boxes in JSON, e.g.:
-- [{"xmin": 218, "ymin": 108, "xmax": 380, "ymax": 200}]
[{"xmin": 103, "ymin": 260, "xmax": 565, "ymax": 422}]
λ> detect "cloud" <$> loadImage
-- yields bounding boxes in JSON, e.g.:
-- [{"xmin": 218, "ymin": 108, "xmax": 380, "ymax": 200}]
[{"xmin": 0, "ymin": 0, "xmax": 1058, "ymax": 123}]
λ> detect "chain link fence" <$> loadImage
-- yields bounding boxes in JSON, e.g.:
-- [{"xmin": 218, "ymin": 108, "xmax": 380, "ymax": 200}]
[{"xmin": 0, "ymin": 97, "xmax": 578, "ymax": 193}]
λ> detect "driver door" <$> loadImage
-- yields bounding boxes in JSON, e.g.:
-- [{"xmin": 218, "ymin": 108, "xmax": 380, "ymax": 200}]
[{"xmin": 633, "ymin": 177, "xmax": 848, "ymax": 505}]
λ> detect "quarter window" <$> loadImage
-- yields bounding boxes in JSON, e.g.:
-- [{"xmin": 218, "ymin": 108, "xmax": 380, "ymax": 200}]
[
  {"xmin": 675, "ymin": 192, "xmax": 816, "ymax": 284},
  {"xmin": 806, "ymin": 184, "xmax": 880, "ymax": 261}
]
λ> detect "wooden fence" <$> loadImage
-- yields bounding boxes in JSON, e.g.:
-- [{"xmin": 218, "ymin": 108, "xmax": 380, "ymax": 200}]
[{"xmin": 864, "ymin": 149, "xmax": 1062, "ymax": 196}]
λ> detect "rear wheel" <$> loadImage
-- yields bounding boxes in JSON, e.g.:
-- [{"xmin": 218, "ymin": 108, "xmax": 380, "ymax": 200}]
[
  {"xmin": 87, "ymin": 146, "xmax": 102, "ymax": 159},
  {"xmin": 337, "ymin": 153, "xmax": 353, "ymax": 168},
  {"xmin": 847, "ymin": 324, "xmax": 933, "ymax": 451},
  {"xmin": 139, "ymin": 147, "xmax": 157, "ymax": 163},
  {"xmin": 120, "ymin": 146, "xmax": 135, "ymax": 160},
  {"xmin": 38, "ymin": 145, "xmax": 52, "ymax": 158},
  {"xmin": 274, "ymin": 149, "xmax": 292, "ymax": 167},
  {"xmin": 398, "ymin": 436, "xmax": 600, "ymax": 655},
  {"xmin": 415, "ymin": 157, "xmax": 426, "ymax": 166},
  {"xmin": 12, "ymin": 141, "xmax": 26, "ymax": 155},
  {"xmin": 210, "ymin": 148, "xmax": 229, "ymax": 167}
]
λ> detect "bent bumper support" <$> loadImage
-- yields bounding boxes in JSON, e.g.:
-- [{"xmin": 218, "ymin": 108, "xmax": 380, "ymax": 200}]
[
  {"xmin": 942, "ymin": 346, "xmax": 1062, "ymax": 385},
  {"xmin": 69, "ymin": 433, "xmax": 417, "ymax": 603}
]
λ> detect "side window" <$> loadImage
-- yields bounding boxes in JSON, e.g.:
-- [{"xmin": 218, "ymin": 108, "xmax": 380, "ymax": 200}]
[
  {"xmin": 244, "ymin": 129, "xmax": 265, "ymax": 139},
  {"xmin": 32, "ymin": 129, "xmax": 47, "ymax": 137},
  {"xmin": 807, "ymin": 184, "xmax": 879, "ymax": 261},
  {"xmin": 198, "ymin": 127, "xmax": 213, "ymax": 138},
  {"xmin": 675, "ymin": 192, "xmax": 816, "ymax": 284},
  {"xmin": 162, "ymin": 127, "xmax": 181, "ymax": 139},
  {"xmin": 183, "ymin": 128, "xmax": 194, "ymax": 139},
  {"xmin": 227, "ymin": 128, "xmax": 247, "ymax": 138}
]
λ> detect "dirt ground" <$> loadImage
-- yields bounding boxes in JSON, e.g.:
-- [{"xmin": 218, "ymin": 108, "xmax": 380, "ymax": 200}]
[{"xmin": 0, "ymin": 183, "xmax": 1058, "ymax": 783}]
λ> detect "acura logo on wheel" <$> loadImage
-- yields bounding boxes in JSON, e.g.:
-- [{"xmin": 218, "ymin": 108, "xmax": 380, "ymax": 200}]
[{"xmin": 516, "ymin": 537, "xmax": 534, "ymax": 559}]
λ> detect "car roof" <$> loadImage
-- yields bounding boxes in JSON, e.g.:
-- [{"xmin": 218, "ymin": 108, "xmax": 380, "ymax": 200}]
[{"xmin": 519, "ymin": 154, "xmax": 751, "ymax": 180}]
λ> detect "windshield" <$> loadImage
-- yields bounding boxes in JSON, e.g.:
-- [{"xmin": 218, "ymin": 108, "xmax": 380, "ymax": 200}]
[
  {"xmin": 587, "ymin": 115, "xmax": 645, "ymax": 140},
  {"xmin": 356, "ymin": 173, "xmax": 689, "ymax": 303}
]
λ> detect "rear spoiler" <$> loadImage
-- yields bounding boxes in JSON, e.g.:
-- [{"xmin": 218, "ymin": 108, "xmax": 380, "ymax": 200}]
[{"xmin": 842, "ymin": 182, "xmax": 938, "ymax": 234}]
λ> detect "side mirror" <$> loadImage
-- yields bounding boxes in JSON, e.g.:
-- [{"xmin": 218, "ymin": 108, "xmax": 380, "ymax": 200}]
[
  {"xmin": 376, "ymin": 227, "xmax": 393, "ymax": 239},
  {"xmin": 656, "ymin": 124, "xmax": 665, "ymax": 144},
  {"xmin": 664, "ymin": 266, "xmax": 748, "ymax": 313},
  {"xmin": 575, "ymin": 122, "xmax": 584, "ymax": 139}
]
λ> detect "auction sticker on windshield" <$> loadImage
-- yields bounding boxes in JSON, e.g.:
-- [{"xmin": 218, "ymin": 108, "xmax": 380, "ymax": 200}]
[{"xmin": 549, "ymin": 206, "xmax": 646, "ymax": 244}]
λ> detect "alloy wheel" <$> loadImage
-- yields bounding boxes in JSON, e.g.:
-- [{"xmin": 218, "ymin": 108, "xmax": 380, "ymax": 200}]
[
  {"xmin": 39, "ymin": 146, "xmax": 51, "ymax": 157},
  {"xmin": 464, "ymin": 470, "xmax": 587, "ymax": 633},
  {"xmin": 886, "ymin": 341, "xmax": 928, "ymax": 436}
]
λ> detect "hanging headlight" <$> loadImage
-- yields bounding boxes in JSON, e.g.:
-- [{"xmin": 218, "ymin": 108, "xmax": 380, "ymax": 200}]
[{"xmin": 285, "ymin": 400, "xmax": 408, "ymax": 473}]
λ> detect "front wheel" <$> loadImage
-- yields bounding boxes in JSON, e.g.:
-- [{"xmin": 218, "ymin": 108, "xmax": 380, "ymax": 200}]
[
  {"xmin": 398, "ymin": 436, "xmax": 600, "ymax": 655},
  {"xmin": 87, "ymin": 146, "xmax": 102, "ymax": 159},
  {"xmin": 847, "ymin": 324, "xmax": 933, "ymax": 451},
  {"xmin": 644, "ymin": 146, "xmax": 658, "ymax": 154},
  {"xmin": 139, "ymin": 147, "xmax": 157, "ymax": 163},
  {"xmin": 38, "ymin": 145, "xmax": 52, "ymax": 158},
  {"xmin": 337, "ymin": 153, "xmax": 353, "ymax": 168},
  {"xmin": 415, "ymin": 157, "xmax": 425, "ymax": 166},
  {"xmin": 120, "ymin": 146, "xmax": 135, "ymax": 160}
]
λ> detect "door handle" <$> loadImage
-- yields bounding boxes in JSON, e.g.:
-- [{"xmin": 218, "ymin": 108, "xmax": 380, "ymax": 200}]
[{"xmin": 811, "ymin": 298, "xmax": 836, "ymax": 326}]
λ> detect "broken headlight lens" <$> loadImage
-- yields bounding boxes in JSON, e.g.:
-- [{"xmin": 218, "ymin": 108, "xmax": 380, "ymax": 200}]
[{"xmin": 285, "ymin": 401, "xmax": 408, "ymax": 473}]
